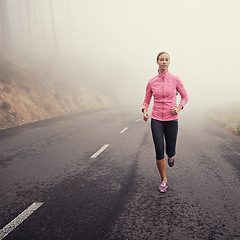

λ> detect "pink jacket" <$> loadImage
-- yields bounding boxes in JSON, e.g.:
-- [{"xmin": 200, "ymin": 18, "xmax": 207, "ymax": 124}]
[{"xmin": 142, "ymin": 71, "xmax": 188, "ymax": 121}]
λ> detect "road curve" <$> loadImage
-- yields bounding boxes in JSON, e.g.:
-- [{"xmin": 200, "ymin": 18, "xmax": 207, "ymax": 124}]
[{"xmin": 0, "ymin": 107, "xmax": 239, "ymax": 240}]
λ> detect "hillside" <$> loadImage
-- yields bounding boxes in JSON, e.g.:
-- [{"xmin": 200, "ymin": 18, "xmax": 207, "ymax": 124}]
[
  {"xmin": 0, "ymin": 55, "xmax": 111, "ymax": 130},
  {"xmin": 208, "ymin": 102, "xmax": 240, "ymax": 136}
]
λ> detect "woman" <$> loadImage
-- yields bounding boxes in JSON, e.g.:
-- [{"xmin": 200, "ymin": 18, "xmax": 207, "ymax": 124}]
[{"xmin": 142, "ymin": 52, "xmax": 188, "ymax": 192}]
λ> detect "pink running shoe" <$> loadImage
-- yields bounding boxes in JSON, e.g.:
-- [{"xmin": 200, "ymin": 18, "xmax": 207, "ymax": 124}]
[{"xmin": 159, "ymin": 180, "xmax": 168, "ymax": 192}]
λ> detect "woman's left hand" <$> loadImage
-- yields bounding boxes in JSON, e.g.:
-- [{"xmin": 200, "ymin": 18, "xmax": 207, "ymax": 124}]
[{"xmin": 171, "ymin": 105, "xmax": 183, "ymax": 115}]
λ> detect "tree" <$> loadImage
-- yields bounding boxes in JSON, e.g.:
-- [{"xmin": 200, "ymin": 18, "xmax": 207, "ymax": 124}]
[
  {"xmin": 36, "ymin": 0, "xmax": 47, "ymax": 52},
  {"xmin": 26, "ymin": 0, "xmax": 32, "ymax": 49},
  {"xmin": 0, "ymin": 0, "xmax": 11, "ymax": 52},
  {"xmin": 48, "ymin": 0, "xmax": 58, "ymax": 53}
]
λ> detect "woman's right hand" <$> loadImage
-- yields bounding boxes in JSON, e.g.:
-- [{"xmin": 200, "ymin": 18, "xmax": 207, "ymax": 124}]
[{"xmin": 143, "ymin": 111, "xmax": 149, "ymax": 121}]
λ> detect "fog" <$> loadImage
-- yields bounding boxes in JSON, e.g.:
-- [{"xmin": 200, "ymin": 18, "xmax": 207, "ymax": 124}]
[{"xmin": 5, "ymin": 0, "xmax": 240, "ymax": 111}]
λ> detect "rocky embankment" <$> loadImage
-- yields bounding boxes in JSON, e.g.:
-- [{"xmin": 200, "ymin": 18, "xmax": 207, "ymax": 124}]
[{"xmin": 0, "ymin": 55, "xmax": 111, "ymax": 130}]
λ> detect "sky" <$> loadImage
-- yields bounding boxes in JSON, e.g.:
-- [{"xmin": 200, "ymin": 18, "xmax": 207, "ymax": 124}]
[{"xmin": 7, "ymin": 0, "xmax": 240, "ymax": 110}]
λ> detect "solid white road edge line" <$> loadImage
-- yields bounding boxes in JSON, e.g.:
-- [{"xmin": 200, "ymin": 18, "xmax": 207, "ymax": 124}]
[
  {"xmin": 0, "ymin": 202, "xmax": 44, "ymax": 240},
  {"xmin": 120, "ymin": 127, "xmax": 128, "ymax": 133},
  {"xmin": 90, "ymin": 144, "xmax": 110, "ymax": 158},
  {"xmin": 135, "ymin": 119, "xmax": 141, "ymax": 122}
]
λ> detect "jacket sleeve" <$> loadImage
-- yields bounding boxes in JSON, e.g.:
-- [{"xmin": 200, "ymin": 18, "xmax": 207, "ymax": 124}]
[
  {"xmin": 176, "ymin": 77, "xmax": 188, "ymax": 108},
  {"xmin": 142, "ymin": 80, "xmax": 152, "ymax": 112}
]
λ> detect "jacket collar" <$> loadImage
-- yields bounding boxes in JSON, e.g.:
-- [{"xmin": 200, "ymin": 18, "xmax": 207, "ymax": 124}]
[{"xmin": 158, "ymin": 71, "xmax": 169, "ymax": 78}]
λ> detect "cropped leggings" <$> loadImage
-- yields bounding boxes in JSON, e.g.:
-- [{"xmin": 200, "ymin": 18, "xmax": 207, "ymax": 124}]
[{"xmin": 151, "ymin": 118, "xmax": 178, "ymax": 160}]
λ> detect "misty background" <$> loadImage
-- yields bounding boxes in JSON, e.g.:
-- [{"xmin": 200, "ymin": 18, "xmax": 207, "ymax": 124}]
[{"xmin": 1, "ymin": 0, "xmax": 240, "ymax": 112}]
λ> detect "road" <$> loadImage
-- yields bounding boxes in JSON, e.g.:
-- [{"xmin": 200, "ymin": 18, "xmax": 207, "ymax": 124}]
[{"xmin": 0, "ymin": 107, "xmax": 239, "ymax": 240}]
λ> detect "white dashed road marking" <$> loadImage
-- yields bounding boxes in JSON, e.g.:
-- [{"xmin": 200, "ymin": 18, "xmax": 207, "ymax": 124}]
[
  {"xmin": 0, "ymin": 115, "xmax": 142, "ymax": 239},
  {"xmin": 90, "ymin": 144, "xmax": 110, "ymax": 158},
  {"xmin": 0, "ymin": 202, "xmax": 44, "ymax": 240},
  {"xmin": 120, "ymin": 127, "xmax": 128, "ymax": 133}
]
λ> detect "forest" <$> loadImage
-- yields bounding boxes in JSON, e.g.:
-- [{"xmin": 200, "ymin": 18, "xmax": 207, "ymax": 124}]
[
  {"xmin": 1, "ymin": 0, "xmax": 61, "ymax": 55},
  {"xmin": 0, "ymin": 0, "xmax": 130, "ymax": 129}
]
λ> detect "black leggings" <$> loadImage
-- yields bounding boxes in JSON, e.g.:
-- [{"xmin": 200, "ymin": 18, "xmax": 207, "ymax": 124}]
[{"xmin": 151, "ymin": 118, "xmax": 178, "ymax": 160}]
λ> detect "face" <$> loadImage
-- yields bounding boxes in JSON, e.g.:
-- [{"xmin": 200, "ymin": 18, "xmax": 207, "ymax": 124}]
[{"xmin": 157, "ymin": 53, "xmax": 170, "ymax": 73}]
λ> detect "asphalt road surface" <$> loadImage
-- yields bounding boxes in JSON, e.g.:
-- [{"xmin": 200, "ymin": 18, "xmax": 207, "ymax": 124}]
[{"xmin": 0, "ymin": 107, "xmax": 239, "ymax": 240}]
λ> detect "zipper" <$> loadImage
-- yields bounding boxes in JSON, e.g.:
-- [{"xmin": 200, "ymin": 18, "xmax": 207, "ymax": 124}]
[{"xmin": 162, "ymin": 76, "xmax": 164, "ymax": 120}]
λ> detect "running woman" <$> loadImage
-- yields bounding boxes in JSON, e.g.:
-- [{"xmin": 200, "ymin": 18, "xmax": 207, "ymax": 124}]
[{"xmin": 142, "ymin": 52, "xmax": 188, "ymax": 192}]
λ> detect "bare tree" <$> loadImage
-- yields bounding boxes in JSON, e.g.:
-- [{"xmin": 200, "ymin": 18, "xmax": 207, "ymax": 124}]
[
  {"xmin": 48, "ymin": 0, "xmax": 58, "ymax": 53},
  {"xmin": 66, "ymin": 0, "xmax": 73, "ymax": 52},
  {"xmin": 0, "ymin": 0, "xmax": 11, "ymax": 52},
  {"xmin": 36, "ymin": 0, "xmax": 47, "ymax": 52},
  {"xmin": 26, "ymin": 0, "xmax": 32, "ymax": 50}
]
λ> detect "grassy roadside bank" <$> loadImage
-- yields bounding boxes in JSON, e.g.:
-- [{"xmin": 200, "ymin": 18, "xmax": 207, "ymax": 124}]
[{"xmin": 208, "ymin": 102, "xmax": 240, "ymax": 136}]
